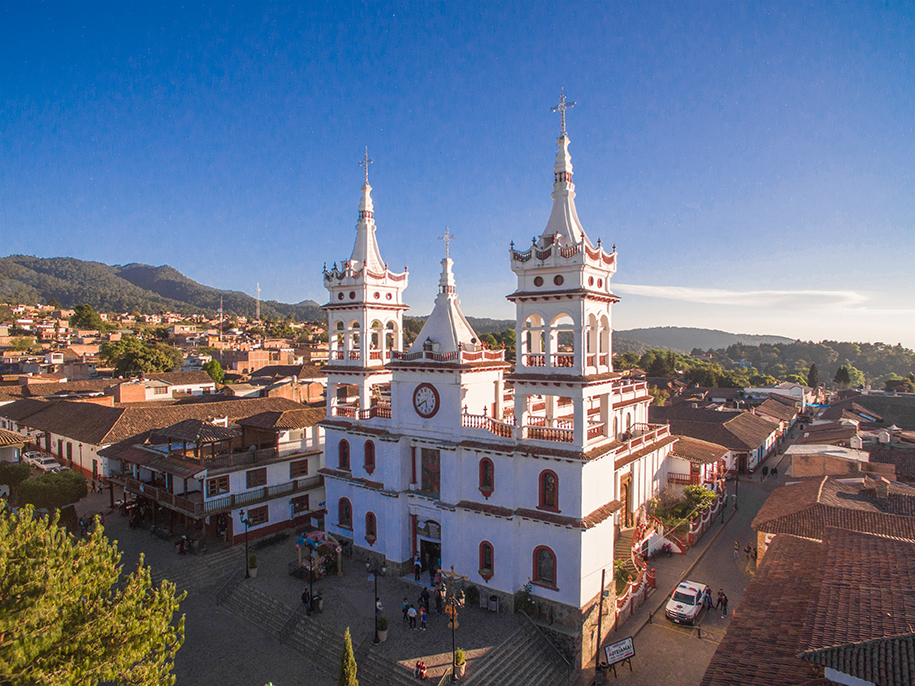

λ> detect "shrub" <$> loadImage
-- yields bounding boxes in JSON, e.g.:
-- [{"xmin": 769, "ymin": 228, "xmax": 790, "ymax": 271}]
[
  {"xmin": 514, "ymin": 581, "xmax": 536, "ymax": 615},
  {"xmin": 455, "ymin": 648, "xmax": 466, "ymax": 666},
  {"xmin": 376, "ymin": 614, "xmax": 388, "ymax": 631},
  {"xmin": 248, "ymin": 553, "xmax": 257, "ymax": 568}
]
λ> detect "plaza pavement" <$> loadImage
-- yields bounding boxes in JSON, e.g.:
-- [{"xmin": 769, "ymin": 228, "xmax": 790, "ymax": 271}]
[{"xmin": 74, "ymin": 441, "xmax": 796, "ymax": 686}]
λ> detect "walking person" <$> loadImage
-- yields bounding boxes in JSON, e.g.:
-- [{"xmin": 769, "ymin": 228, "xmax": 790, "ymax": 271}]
[
  {"xmin": 733, "ymin": 541, "xmax": 740, "ymax": 559},
  {"xmin": 376, "ymin": 597, "xmax": 383, "ymax": 616},
  {"xmin": 761, "ymin": 465, "xmax": 769, "ymax": 480},
  {"xmin": 434, "ymin": 586, "xmax": 444, "ymax": 616},
  {"xmin": 715, "ymin": 589, "xmax": 725, "ymax": 609},
  {"xmin": 407, "ymin": 604, "xmax": 418, "ymax": 630},
  {"xmin": 772, "ymin": 466, "xmax": 778, "ymax": 479},
  {"xmin": 402, "ymin": 597, "xmax": 409, "ymax": 624},
  {"xmin": 745, "ymin": 543, "xmax": 752, "ymax": 560},
  {"xmin": 413, "ymin": 554, "xmax": 422, "ymax": 581},
  {"xmin": 420, "ymin": 605, "xmax": 428, "ymax": 631},
  {"xmin": 420, "ymin": 586, "xmax": 431, "ymax": 612},
  {"xmin": 721, "ymin": 591, "xmax": 729, "ymax": 618}
]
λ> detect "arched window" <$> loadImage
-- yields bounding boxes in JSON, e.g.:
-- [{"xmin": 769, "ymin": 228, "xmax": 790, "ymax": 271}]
[
  {"xmin": 364, "ymin": 440, "xmax": 376, "ymax": 474},
  {"xmin": 479, "ymin": 458, "xmax": 494, "ymax": 497},
  {"xmin": 538, "ymin": 470, "xmax": 559, "ymax": 511},
  {"xmin": 613, "ymin": 416, "xmax": 619, "ymax": 439},
  {"xmin": 338, "ymin": 498, "xmax": 352, "ymax": 529},
  {"xmin": 533, "ymin": 546, "xmax": 557, "ymax": 588},
  {"xmin": 338, "ymin": 439, "xmax": 350, "ymax": 470},
  {"xmin": 626, "ymin": 412, "xmax": 632, "ymax": 431},
  {"xmin": 479, "ymin": 541, "xmax": 494, "ymax": 581},
  {"xmin": 365, "ymin": 511, "xmax": 377, "ymax": 544}
]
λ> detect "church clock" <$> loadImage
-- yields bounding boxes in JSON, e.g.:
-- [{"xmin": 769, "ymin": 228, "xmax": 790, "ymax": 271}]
[{"xmin": 413, "ymin": 383, "xmax": 440, "ymax": 418}]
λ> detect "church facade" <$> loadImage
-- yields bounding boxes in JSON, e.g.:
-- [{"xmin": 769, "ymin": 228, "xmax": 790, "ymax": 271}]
[{"xmin": 319, "ymin": 112, "xmax": 676, "ymax": 667}]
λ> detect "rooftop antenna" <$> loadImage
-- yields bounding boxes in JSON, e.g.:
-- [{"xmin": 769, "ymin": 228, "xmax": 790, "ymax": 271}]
[
  {"xmin": 218, "ymin": 296, "xmax": 223, "ymax": 342},
  {"xmin": 255, "ymin": 283, "xmax": 261, "ymax": 321}
]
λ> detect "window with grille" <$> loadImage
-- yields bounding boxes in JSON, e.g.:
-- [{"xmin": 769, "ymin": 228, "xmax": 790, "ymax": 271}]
[
  {"xmin": 291, "ymin": 494, "xmax": 310, "ymax": 514},
  {"xmin": 248, "ymin": 505, "xmax": 268, "ymax": 526},
  {"xmin": 246, "ymin": 467, "xmax": 267, "ymax": 489},
  {"xmin": 207, "ymin": 475, "xmax": 230, "ymax": 497},
  {"xmin": 290, "ymin": 459, "xmax": 309, "ymax": 479}
]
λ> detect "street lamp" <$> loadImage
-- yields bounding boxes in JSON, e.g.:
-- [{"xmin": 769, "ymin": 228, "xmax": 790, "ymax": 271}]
[
  {"xmin": 366, "ymin": 560, "xmax": 387, "ymax": 644},
  {"xmin": 442, "ymin": 571, "xmax": 466, "ymax": 681},
  {"xmin": 239, "ymin": 509, "xmax": 251, "ymax": 579}
]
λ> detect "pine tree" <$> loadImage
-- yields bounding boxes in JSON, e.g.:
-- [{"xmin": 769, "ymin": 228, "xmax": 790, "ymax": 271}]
[
  {"xmin": 339, "ymin": 627, "xmax": 358, "ymax": 686},
  {"xmin": 807, "ymin": 363, "xmax": 819, "ymax": 388},
  {"xmin": 0, "ymin": 506, "xmax": 185, "ymax": 685}
]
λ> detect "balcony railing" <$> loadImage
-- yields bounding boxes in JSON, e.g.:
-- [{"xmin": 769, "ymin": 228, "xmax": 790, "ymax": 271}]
[
  {"xmin": 461, "ymin": 413, "xmax": 515, "ymax": 439},
  {"xmin": 524, "ymin": 426, "xmax": 574, "ymax": 443},
  {"xmin": 332, "ymin": 403, "xmax": 391, "ymax": 420},
  {"xmin": 392, "ymin": 344, "xmax": 504, "ymax": 364},
  {"xmin": 667, "ymin": 472, "xmax": 695, "ymax": 486},
  {"xmin": 124, "ymin": 475, "xmax": 324, "ymax": 518}
]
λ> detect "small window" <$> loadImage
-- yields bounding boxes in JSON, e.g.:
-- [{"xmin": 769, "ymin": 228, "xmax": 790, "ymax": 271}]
[
  {"xmin": 338, "ymin": 498, "xmax": 353, "ymax": 529},
  {"xmin": 364, "ymin": 440, "xmax": 376, "ymax": 474},
  {"xmin": 365, "ymin": 511, "xmax": 377, "ymax": 544},
  {"xmin": 246, "ymin": 467, "xmax": 267, "ymax": 489},
  {"xmin": 339, "ymin": 440, "xmax": 351, "ymax": 470},
  {"xmin": 153, "ymin": 386, "xmax": 168, "ymax": 395},
  {"xmin": 291, "ymin": 494, "xmax": 310, "ymax": 514},
  {"xmin": 207, "ymin": 475, "xmax": 230, "ymax": 497},
  {"xmin": 290, "ymin": 459, "xmax": 309, "ymax": 479},
  {"xmin": 533, "ymin": 546, "xmax": 557, "ymax": 588},
  {"xmin": 479, "ymin": 458, "xmax": 494, "ymax": 497},
  {"xmin": 479, "ymin": 541, "xmax": 494, "ymax": 581},
  {"xmin": 539, "ymin": 470, "xmax": 559, "ymax": 511},
  {"xmin": 247, "ymin": 505, "xmax": 269, "ymax": 526}
]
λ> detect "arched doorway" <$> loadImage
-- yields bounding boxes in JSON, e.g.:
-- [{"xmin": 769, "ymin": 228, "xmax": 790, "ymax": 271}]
[{"xmin": 620, "ymin": 474, "xmax": 634, "ymax": 528}]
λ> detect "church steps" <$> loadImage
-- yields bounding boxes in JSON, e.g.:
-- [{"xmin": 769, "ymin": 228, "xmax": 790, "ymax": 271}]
[{"xmin": 151, "ymin": 546, "xmax": 244, "ymax": 593}]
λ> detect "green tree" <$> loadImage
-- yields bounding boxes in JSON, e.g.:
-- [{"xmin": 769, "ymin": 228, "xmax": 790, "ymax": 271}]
[
  {"xmin": 18, "ymin": 470, "xmax": 88, "ymax": 511},
  {"xmin": 479, "ymin": 333, "xmax": 498, "ymax": 349},
  {"xmin": 834, "ymin": 365, "xmax": 851, "ymax": 388},
  {"xmin": 202, "ymin": 359, "xmax": 224, "ymax": 384},
  {"xmin": 102, "ymin": 337, "xmax": 181, "ymax": 376},
  {"xmin": 615, "ymin": 351, "xmax": 641, "ymax": 370},
  {"xmin": 807, "ymin": 363, "xmax": 819, "ymax": 388},
  {"xmin": 70, "ymin": 304, "xmax": 107, "ymax": 331},
  {"xmin": 648, "ymin": 385, "xmax": 669, "ymax": 406},
  {"xmin": 0, "ymin": 506, "xmax": 185, "ymax": 685},
  {"xmin": 339, "ymin": 627, "xmax": 358, "ymax": 686},
  {"xmin": 0, "ymin": 463, "xmax": 31, "ymax": 501},
  {"xmin": 9, "ymin": 336, "xmax": 34, "ymax": 352}
]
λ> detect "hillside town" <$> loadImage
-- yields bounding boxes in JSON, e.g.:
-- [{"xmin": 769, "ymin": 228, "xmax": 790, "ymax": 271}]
[{"xmin": 3, "ymin": 109, "xmax": 915, "ymax": 686}]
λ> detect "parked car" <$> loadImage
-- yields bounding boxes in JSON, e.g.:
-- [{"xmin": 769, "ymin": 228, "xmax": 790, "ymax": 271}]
[
  {"xmin": 34, "ymin": 455, "xmax": 61, "ymax": 472},
  {"xmin": 665, "ymin": 580, "xmax": 710, "ymax": 625},
  {"xmin": 22, "ymin": 451, "xmax": 45, "ymax": 466}
]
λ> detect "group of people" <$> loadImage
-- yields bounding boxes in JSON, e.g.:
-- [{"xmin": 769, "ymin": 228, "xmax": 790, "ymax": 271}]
[
  {"xmin": 413, "ymin": 660, "xmax": 428, "ymax": 680},
  {"xmin": 715, "ymin": 589, "xmax": 729, "ymax": 617},
  {"xmin": 760, "ymin": 465, "xmax": 779, "ymax": 480}
]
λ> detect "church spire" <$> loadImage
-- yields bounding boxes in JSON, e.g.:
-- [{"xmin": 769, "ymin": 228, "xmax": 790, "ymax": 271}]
[
  {"xmin": 408, "ymin": 230, "xmax": 478, "ymax": 356},
  {"xmin": 349, "ymin": 147, "xmax": 386, "ymax": 273},
  {"xmin": 540, "ymin": 90, "xmax": 593, "ymax": 249}
]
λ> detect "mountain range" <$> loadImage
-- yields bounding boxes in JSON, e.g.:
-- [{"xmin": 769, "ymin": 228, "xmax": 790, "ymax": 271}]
[{"xmin": 1, "ymin": 256, "xmax": 797, "ymax": 351}]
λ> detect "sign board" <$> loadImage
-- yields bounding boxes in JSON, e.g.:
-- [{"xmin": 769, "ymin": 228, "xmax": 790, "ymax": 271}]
[{"xmin": 604, "ymin": 637, "xmax": 635, "ymax": 666}]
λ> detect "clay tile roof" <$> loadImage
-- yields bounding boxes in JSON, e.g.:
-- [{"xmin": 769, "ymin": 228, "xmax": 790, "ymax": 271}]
[
  {"xmin": 252, "ymin": 364, "xmax": 325, "ymax": 381},
  {"xmin": 0, "ymin": 398, "xmax": 53, "ymax": 422},
  {"xmin": 757, "ymin": 398, "xmax": 798, "ymax": 422},
  {"xmin": 752, "ymin": 476, "xmax": 915, "ymax": 542},
  {"xmin": 156, "ymin": 418, "xmax": 240, "ymax": 443},
  {"xmin": 23, "ymin": 378, "xmax": 114, "ymax": 397},
  {"xmin": 236, "ymin": 407, "xmax": 325, "ymax": 430},
  {"xmin": 800, "ymin": 528, "xmax": 915, "ymax": 660},
  {"xmin": 670, "ymin": 435, "xmax": 730, "ymax": 464},
  {"xmin": 700, "ymin": 535, "xmax": 825, "ymax": 686},
  {"xmin": 143, "ymin": 371, "xmax": 215, "ymax": 385},
  {"xmin": 0, "ymin": 427, "xmax": 26, "ymax": 447}
]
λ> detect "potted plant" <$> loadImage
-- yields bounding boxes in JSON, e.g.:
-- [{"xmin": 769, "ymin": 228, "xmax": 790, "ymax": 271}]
[
  {"xmin": 376, "ymin": 614, "xmax": 389, "ymax": 642},
  {"xmin": 248, "ymin": 553, "xmax": 258, "ymax": 578},
  {"xmin": 454, "ymin": 647, "xmax": 466, "ymax": 678}
]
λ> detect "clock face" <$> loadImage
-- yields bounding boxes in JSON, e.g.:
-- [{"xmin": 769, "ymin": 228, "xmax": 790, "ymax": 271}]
[{"xmin": 413, "ymin": 383, "xmax": 440, "ymax": 418}]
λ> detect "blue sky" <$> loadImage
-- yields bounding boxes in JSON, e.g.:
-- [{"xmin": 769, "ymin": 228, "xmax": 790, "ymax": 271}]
[{"xmin": 2, "ymin": 1, "xmax": 913, "ymax": 346}]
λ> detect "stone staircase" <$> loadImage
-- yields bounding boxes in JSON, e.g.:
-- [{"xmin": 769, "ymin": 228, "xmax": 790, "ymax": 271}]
[
  {"xmin": 221, "ymin": 582, "xmax": 344, "ymax": 678},
  {"xmin": 356, "ymin": 644, "xmax": 421, "ymax": 686},
  {"xmin": 151, "ymin": 545, "xmax": 245, "ymax": 594},
  {"xmin": 463, "ymin": 616, "xmax": 572, "ymax": 686},
  {"xmin": 614, "ymin": 527, "xmax": 639, "ymax": 579}
]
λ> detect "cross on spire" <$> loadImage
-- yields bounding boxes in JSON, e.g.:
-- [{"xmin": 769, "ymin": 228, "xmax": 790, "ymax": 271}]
[
  {"xmin": 359, "ymin": 146, "xmax": 374, "ymax": 184},
  {"xmin": 439, "ymin": 227, "xmax": 455, "ymax": 259},
  {"xmin": 551, "ymin": 87, "xmax": 576, "ymax": 138}
]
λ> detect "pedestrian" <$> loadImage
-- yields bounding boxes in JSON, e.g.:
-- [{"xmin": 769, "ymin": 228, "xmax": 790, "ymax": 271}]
[
  {"xmin": 429, "ymin": 565, "xmax": 436, "ymax": 586},
  {"xmin": 721, "ymin": 592, "xmax": 729, "ymax": 618},
  {"xmin": 704, "ymin": 590, "xmax": 713, "ymax": 611},
  {"xmin": 302, "ymin": 588, "xmax": 311, "ymax": 614},
  {"xmin": 434, "ymin": 569, "xmax": 441, "ymax": 587},
  {"xmin": 762, "ymin": 465, "xmax": 769, "ymax": 479},
  {"xmin": 715, "ymin": 589, "xmax": 724, "ymax": 609},
  {"xmin": 753, "ymin": 547, "xmax": 758, "ymax": 561},
  {"xmin": 420, "ymin": 605, "xmax": 428, "ymax": 631},
  {"xmin": 435, "ymin": 586, "xmax": 444, "ymax": 616},
  {"xmin": 772, "ymin": 466, "xmax": 778, "ymax": 479},
  {"xmin": 414, "ymin": 554, "xmax": 422, "ymax": 581},
  {"xmin": 733, "ymin": 541, "xmax": 740, "ymax": 559},
  {"xmin": 402, "ymin": 597, "xmax": 409, "ymax": 623},
  {"xmin": 745, "ymin": 543, "xmax": 752, "ymax": 560},
  {"xmin": 420, "ymin": 586, "xmax": 431, "ymax": 611},
  {"xmin": 408, "ymin": 604, "xmax": 417, "ymax": 630},
  {"xmin": 376, "ymin": 597, "xmax": 383, "ymax": 616}
]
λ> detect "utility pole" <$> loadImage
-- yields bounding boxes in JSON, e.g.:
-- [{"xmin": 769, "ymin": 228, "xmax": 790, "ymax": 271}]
[{"xmin": 595, "ymin": 568, "xmax": 607, "ymax": 673}]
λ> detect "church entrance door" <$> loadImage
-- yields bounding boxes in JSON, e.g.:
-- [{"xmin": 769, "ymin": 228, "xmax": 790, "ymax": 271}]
[{"xmin": 419, "ymin": 539, "xmax": 440, "ymax": 574}]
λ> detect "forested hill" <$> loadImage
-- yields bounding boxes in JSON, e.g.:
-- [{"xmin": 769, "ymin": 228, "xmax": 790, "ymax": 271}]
[
  {"xmin": 0, "ymin": 255, "xmax": 323, "ymax": 320},
  {"xmin": 615, "ymin": 327, "xmax": 795, "ymax": 353}
]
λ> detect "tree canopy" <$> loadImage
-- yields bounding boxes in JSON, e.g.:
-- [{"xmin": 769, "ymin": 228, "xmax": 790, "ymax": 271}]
[
  {"xmin": 202, "ymin": 359, "xmax": 224, "ymax": 384},
  {"xmin": 338, "ymin": 627, "xmax": 358, "ymax": 686},
  {"xmin": 101, "ymin": 337, "xmax": 183, "ymax": 376},
  {"xmin": 0, "ymin": 463, "xmax": 31, "ymax": 499},
  {"xmin": 0, "ymin": 506, "xmax": 185, "ymax": 685},
  {"xmin": 807, "ymin": 363, "xmax": 819, "ymax": 388},
  {"xmin": 18, "ymin": 470, "xmax": 88, "ymax": 511},
  {"xmin": 70, "ymin": 304, "xmax": 107, "ymax": 331}
]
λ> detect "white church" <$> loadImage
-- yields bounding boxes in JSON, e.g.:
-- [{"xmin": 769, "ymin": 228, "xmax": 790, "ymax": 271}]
[{"xmin": 319, "ymin": 101, "xmax": 676, "ymax": 667}]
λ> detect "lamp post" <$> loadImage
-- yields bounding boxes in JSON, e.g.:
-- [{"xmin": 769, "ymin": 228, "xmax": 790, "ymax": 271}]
[
  {"xmin": 366, "ymin": 560, "xmax": 387, "ymax": 644},
  {"xmin": 441, "ymin": 565, "xmax": 468, "ymax": 681},
  {"xmin": 239, "ymin": 509, "xmax": 251, "ymax": 578}
]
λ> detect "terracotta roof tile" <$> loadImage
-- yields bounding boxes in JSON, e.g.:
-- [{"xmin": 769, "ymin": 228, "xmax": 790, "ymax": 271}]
[
  {"xmin": 670, "ymin": 435, "xmax": 731, "ymax": 464},
  {"xmin": 0, "ymin": 428, "xmax": 26, "ymax": 447},
  {"xmin": 237, "ymin": 408, "xmax": 325, "ymax": 430}
]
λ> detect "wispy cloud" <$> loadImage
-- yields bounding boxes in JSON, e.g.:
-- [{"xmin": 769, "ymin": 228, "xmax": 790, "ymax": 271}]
[{"xmin": 612, "ymin": 284, "xmax": 869, "ymax": 309}]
